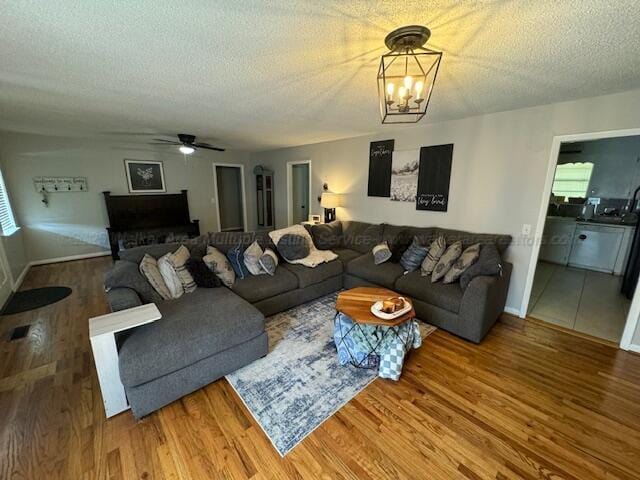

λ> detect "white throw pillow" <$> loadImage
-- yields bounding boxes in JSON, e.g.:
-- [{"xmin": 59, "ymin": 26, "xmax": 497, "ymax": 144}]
[
  {"xmin": 244, "ymin": 240, "xmax": 266, "ymax": 275},
  {"xmin": 158, "ymin": 253, "xmax": 184, "ymax": 299}
]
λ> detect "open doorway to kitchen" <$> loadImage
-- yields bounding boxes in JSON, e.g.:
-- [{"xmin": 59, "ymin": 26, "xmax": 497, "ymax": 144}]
[
  {"xmin": 524, "ymin": 131, "xmax": 640, "ymax": 346},
  {"xmin": 213, "ymin": 163, "xmax": 247, "ymax": 232}
]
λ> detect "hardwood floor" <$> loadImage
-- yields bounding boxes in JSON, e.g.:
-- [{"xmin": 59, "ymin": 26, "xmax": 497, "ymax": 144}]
[{"xmin": 1, "ymin": 257, "xmax": 640, "ymax": 479}]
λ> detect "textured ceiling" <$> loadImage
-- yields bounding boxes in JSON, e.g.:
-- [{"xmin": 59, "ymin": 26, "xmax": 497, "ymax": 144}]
[{"xmin": 1, "ymin": 1, "xmax": 640, "ymax": 151}]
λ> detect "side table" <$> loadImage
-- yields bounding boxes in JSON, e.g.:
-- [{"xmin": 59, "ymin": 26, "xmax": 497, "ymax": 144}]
[{"xmin": 89, "ymin": 304, "xmax": 161, "ymax": 418}]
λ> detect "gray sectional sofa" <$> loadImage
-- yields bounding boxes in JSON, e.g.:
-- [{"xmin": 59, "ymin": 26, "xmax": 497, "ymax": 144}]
[{"xmin": 105, "ymin": 221, "xmax": 512, "ymax": 418}]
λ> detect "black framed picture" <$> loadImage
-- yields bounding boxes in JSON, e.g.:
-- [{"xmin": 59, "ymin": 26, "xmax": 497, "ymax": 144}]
[
  {"xmin": 367, "ymin": 139, "xmax": 394, "ymax": 197},
  {"xmin": 124, "ymin": 160, "xmax": 166, "ymax": 193},
  {"xmin": 416, "ymin": 144, "xmax": 453, "ymax": 212}
]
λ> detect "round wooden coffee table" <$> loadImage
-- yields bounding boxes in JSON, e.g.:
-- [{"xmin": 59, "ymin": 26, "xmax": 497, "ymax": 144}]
[{"xmin": 334, "ymin": 287, "xmax": 416, "ymax": 368}]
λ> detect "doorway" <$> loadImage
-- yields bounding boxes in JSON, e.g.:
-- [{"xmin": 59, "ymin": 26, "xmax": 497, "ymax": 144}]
[
  {"xmin": 523, "ymin": 129, "xmax": 640, "ymax": 348},
  {"xmin": 213, "ymin": 163, "xmax": 247, "ymax": 232},
  {"xmin": 287, "ymin": 160, "xmax": 311, "ymax": 226}
]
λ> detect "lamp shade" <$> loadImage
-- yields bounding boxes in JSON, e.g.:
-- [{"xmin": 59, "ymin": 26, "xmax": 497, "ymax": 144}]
[{"xmin": 320, "ymin": 192, "xmax": 342, "ymax": 208}]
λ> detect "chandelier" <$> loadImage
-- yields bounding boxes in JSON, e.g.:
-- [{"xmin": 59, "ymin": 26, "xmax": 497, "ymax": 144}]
[{"xmin": 377, "ymin": 25, "xmax": 442, "ymax": 124}]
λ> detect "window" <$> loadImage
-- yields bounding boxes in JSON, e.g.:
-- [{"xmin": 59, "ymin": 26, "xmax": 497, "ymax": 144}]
[
  {"xmin": 0, "ymin": 168, "xmax": 17, "ymax": 235},
  {"xmin": 552, "ymin": 162, "xmax": 594, "ymax": 199}
]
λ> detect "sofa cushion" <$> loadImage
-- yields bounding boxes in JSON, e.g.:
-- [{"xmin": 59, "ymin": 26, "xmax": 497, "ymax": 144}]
[
  {"xmin": 232, "ymin": 266, "xmax": 298, "ymax": 303},
  {"xmin": 435, "ymin": 228, "xmax": 512, "ymax": 255},
  {"xmin": 118, "ymin": 288, "xmax": 265, "ymax": 388},
  {"xmin": 334, "ymin": 248, "xmax": 362, "ymax": 266},
  {"xmin": 104, "ymin": 260, "xmax": 162, "ymax": 304},
  {"xmin": 341, "ymin": 221, "xmax": 383, "ymax": 254},
  {"xmin": 395, "ymin": 271, "xmax": 463, "ymax": 313},
  {"xmin": 282, "ymin": 259, "xmax": 343, "ymax": 288},
  {"xmin": 309, "ymin": 221, "xmax": 343, "ymax": 250},
  {"xmin": 346, "ymin": 253, "xmax": 405, "ymax": 289}
]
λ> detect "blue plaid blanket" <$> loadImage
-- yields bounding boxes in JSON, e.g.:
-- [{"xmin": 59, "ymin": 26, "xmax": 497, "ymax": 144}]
[{"xmin": 334, "ymin": 313, "xmax": 422, "ymax": 380}]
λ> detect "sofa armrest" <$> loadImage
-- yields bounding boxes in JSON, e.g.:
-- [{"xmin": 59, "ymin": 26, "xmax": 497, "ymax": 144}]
[
  {"xmin": 458, "ymin": 261, "xmax": 513, "ymax": 343},
  {"xmin": 106, "ymin": 287, "xmax": 143, "ymax": 312}
]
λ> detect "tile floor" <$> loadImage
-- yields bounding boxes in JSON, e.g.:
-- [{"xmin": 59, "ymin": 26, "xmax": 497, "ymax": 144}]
[{"xmin": 528, "ymin": 261, "xmax": 631, "ymax": 342}]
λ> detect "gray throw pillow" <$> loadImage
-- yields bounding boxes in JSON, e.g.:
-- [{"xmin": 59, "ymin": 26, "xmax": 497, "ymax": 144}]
[
  {"xmin": 421, "ymin": 235, "xmax": 446, "ymax": 276},
  {"xmin": 104, "ymin": 260, "xmax": 162, "ymax": 304},
  {"xmin": 400, "ymin": 236, "xmax": 429, "ymax": 272},
  {"xmin": 444, "ymin": 243, "xmax": 481, "ymax": 284},
  {"xmin": 259, "ymin": 248, "xmax": 279, "ymax": 275},
  {"xmin": 372, "ymin": 242, "xmax": 392, "ymax": 265},
  {"xmin": 277, "ymin": 234, "xmax": 310, "ymax": 261},
  {"xmin": 460, "ymin": 244, "xmax": 503, "ymax": 290},
  {"xmin": 431, "ymin": 241, "xmax": 462, "ymax": 283}
]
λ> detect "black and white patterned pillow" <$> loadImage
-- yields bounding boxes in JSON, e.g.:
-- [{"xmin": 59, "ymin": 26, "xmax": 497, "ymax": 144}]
[
  {"xmin": 259, "ymin": 248, "xmax": 279, "ymax": 275},
  {"xmin": 444, "ymin": 243, "xmax": 481, "ymax": 284},
  {"xmin": 431, "ymin": 241, "xmax": 462, "ymax": 283},
  {"xmin": 421, "ymin": 235, "xmax": 447, "ymax": 276},
  {"xmin": 372, "ymin": 242, "xmax": 392, "ymax": 265}
]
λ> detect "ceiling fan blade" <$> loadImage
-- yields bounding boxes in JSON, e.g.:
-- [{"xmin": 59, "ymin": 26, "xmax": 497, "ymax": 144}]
[
  {"xmin": 151, "ymin": 138, "xmax": 180, "ymax": 143},
  {"xmin": 193, "ymin": 143, "xmax": 225, "ymax": 152}
]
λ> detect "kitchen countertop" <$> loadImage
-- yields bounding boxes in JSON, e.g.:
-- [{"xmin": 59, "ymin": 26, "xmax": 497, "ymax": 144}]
[{"xmin": 546, "ymin": 215, "xmax": 637, "ymax": 227}]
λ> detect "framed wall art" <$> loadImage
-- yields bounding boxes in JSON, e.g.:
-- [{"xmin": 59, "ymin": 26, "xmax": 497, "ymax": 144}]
[
  {"xmin": 124, "ymin": 160, "xmax": 166, "ymax": 193},
  {"xmin": 367, "ymin": 139, "xmax": 394, "ymax": 197},
  {"xmin": 416, "ymin": 144, "xmax": 453, "ymax": 212}
]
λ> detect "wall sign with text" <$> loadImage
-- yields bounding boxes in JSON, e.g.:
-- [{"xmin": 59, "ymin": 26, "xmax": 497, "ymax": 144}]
[
  {"xmin": 367, "ymin": 139, "xmax": 395, "ymax": 197},
  {"xmin": 416, "ymin": 144, "xmax": 453, "ymax": 212}
]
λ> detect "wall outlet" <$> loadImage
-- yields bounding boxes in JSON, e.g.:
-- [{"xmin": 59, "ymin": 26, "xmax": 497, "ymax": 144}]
[{"xmin": 522, "ymin": 224, "xmax": 532, "ymax": 236}]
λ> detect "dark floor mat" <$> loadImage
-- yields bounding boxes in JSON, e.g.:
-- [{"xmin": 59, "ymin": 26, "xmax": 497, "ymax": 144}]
[{"xmin": 2, "ymin": 287, "xmax": 72, "ymax": 315}]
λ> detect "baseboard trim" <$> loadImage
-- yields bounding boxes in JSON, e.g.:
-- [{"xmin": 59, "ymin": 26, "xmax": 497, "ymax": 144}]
[
  {"xmin": 626, "ymin": 343, "xmax": 640, "ymax": 354},
  {"xmin": 503, "ymin": 306, "xmax": 522, "ymax": 318},
  {"xmin": 12, "ymin": 263, "xmax": 30, "ymax": 291},
  {"xmin": 30, "ymin": 251, "xmax": 111, "ymax": 266}
]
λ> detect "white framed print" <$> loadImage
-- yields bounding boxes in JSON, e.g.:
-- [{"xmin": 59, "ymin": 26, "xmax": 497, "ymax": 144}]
[{"xmin": 124, "ymin": 160, "xmax": 166, "ymax": 193}]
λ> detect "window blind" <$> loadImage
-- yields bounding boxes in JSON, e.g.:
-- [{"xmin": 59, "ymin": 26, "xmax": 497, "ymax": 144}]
[
  {"xmin": 0, "ymin": 168, "xmax": 17, "ymax": 235},
  {"xmin": 552, "ymin": 162, "xmax": 594, "ymax": 199}
]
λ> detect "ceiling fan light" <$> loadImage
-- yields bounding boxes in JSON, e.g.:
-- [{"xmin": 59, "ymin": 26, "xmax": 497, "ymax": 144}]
[{"xmin": 179, "ymin": 145, "xmax": 195, "ymax": 155}]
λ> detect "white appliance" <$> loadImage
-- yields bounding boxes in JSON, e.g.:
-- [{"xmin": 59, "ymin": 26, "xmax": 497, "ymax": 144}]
[{"xmin": 569, "ymin": 224, "xmax": 624, "ymax": 273}]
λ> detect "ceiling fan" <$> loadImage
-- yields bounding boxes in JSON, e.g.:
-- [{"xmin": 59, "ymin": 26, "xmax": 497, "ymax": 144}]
[{"xmin": 149, "ymin": 134, "xmax": 225, "ymax": 155}]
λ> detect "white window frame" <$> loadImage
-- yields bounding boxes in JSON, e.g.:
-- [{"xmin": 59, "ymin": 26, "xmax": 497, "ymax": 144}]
[{"xmin": 0, "ymin": 167, "xmax": 18, "ymax": 236}]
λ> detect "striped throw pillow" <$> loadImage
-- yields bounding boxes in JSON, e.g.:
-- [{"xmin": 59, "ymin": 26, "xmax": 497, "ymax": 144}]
[
  {"xmin": 420, "ymin": 236, "xmax": 446, "ymax": 276},
  {"xmin": 167, "ymin": 245, "xmax": 197, "ymax": 293}
]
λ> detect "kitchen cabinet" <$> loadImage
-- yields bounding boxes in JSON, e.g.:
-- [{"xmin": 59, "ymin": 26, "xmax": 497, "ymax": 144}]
[
  {"xmin": 539, "ymin": 217, "xmax": 577, "ymax": 265},
  {"xmin": 569, "ymin": 224, "xmax": 623, "ymax": 273},
  {"xmin": 540, "ymin": 216, "xmax": 635, "ymax": 274}
]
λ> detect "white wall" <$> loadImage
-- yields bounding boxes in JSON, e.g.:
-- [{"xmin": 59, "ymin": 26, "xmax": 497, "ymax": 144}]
[
  {"xmin": 250, "ymin": 89, "xmax": 640, "ymax": 334},
  {"xmin": 0, "ymin": 132, "xmax": 252, "ymax": 263}
]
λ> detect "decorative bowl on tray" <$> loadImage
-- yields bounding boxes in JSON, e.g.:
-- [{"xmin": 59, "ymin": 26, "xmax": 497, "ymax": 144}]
[{"xmin": 371, "ymin": 296, "xmax": 412, "ymax": 320}]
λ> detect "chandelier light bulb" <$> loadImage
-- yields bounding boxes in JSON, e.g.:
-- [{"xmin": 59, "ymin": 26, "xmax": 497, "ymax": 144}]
[
  {"xmin": 386, "ymin": 82, "xmax": 395, "ymax": 98},
  {"xmin": 415, "ymin": 81, "xmax": 424, "ymax": 98},
  {"xmin": 179, "ymin": 145, "xmax": 195, "ymax": 155},
  {"xmin": 403, "ymin": 75, "xmax": 413, "ymax": 90},
  {"xmin": 398, "ymin": 86, "xmax": 406, "ymax": 99}
]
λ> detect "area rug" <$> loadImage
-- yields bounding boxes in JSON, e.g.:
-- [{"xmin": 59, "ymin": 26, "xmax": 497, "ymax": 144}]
[
  {"xmin": 1, "ymin": 286, "xmax": 72, "ymax": 315},
  {"xmin": 225, "ymin": 293, "xmax": 436, "ymax": 456}
]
